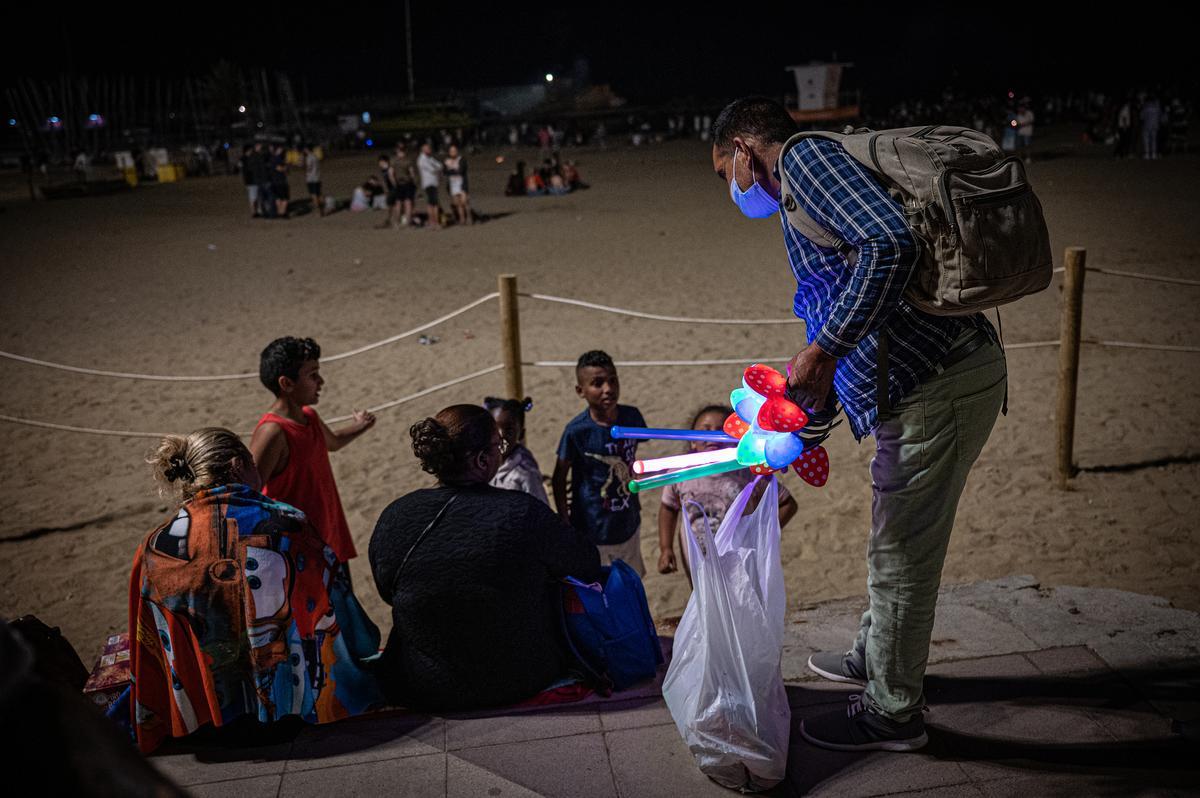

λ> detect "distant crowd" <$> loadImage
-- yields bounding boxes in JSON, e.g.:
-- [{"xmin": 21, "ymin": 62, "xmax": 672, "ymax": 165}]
[
  {"xmin": 869, "ymin": 87, "xmax": 1191, "ymax": 160},
  {"xmin": 236, "ymin": 140, "xmax": 324, "ymax": 219},
  {"xmin": 352, "ymin": 141, "xmax": 472, "ymax": 229}
]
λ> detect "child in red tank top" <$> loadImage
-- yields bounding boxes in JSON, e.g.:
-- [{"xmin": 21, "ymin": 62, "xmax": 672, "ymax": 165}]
[{"xmin": 250, "ymin": 337, "xmax": 376, "ymax": 562}]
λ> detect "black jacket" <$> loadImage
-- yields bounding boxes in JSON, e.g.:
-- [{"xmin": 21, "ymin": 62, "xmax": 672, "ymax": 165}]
[{"xmin": 369, "ymin": 484, "xmax": 601, "ymax": 710}]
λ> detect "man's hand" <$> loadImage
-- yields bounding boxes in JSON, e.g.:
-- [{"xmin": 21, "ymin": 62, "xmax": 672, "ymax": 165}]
[
  {"xmin": 787, "ymin": 343, "xmax": 838, "ymax": 412},
  {"xmin": 658, "ymin": 549, "xmax": 677, "ymax": 575}
]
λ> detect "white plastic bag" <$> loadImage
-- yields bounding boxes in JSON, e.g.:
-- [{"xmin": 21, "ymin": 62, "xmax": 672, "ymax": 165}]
[{"xmin": 662, "ymin": 475, "xmax": 790, "ymax": 791}]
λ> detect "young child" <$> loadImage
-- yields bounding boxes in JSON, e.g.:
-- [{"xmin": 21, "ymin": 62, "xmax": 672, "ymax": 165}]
[
  {"xmin": 484, "ymin": 395, "xmax": 548, "ymax": 504},
  {"xmin": 250, "ymin": 337, "xmax": 375, "ymax": 563},
  {"xmin": 552, "ymin": 350, "xmax": 647, "ymax": 575},
  {"xmin": 657, "ymin": 404, "xmax": 798, "ymax": 587}
]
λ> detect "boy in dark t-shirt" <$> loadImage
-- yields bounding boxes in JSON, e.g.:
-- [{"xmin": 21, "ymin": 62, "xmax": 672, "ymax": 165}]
[{"xmin": 552, "ymin": 350, "xmax": 648, "ymax": 575}]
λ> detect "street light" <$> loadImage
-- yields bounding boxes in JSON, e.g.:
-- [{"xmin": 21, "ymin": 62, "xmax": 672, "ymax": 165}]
[
  {"xmin": 545, "ymin": 73, "xmax": 554, "ymax": 83},
  {"xmin": 238, "ymin": 105, "xmax": 247, "ymax": 113}
]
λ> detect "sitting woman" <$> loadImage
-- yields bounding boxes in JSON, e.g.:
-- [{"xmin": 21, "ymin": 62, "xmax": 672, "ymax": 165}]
[
  {"xmin": 129, "ymin": 428, "xmax": 383, "ymax": 754},
  {"xmin": 369, "ymin": 405, "xmax": 600, "ymax": 711}
]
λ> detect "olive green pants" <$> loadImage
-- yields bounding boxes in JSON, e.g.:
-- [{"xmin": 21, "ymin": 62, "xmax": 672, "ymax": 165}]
[{"xmin": 852, "ymin": 331, "xmax": 1007, "ymax": 722}]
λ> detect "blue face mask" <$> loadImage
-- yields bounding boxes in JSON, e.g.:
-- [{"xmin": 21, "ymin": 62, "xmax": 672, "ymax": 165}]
[{"xmin": 729, "ymin": 147, "xmax": 779, "ymax": 219}]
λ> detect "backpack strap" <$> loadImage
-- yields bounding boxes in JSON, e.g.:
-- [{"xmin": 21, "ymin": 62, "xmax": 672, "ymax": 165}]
[
  {"xmin": 780, "ymin": 131, "xmax": 894, "ymax": 414},
  {"xmin": 777, "ymin": 131, "xmax": 856, "ymax": 264},
  {"xmin": 394, "ymin": 492, "xmax": 458, "ymax": 590}
]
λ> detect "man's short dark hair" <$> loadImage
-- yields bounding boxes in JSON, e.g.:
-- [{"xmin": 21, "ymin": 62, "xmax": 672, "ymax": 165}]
[
  {"xmin": 711, "ymin": 96, "xmax": 798, "ymax": 151},
  {"xmin": 576, "ymin": 350, "xmax": 615, "ymax": 373},
  {"xmin": 378, "ymin": 154, "xmax": 390, "ymax": 162},
  {"xmin": 260, "ymin": 337, "xmax": 321, "ymax": 395}
]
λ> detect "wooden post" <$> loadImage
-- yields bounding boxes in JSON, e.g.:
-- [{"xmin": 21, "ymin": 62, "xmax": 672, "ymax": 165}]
[
  {"xmin": 498, "ymin": 274, "xmax": 523, "ymax": 399},
  {"xmin": 1056, "ymin": 247, "xmax": 1087, "ymax": 488}
]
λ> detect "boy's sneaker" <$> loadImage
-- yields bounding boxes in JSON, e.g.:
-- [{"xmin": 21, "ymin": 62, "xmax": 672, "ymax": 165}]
[
  {"xmin": 807, "ymin": 650, "xmax": 867, "ymax": 686},
  {"xmin": 800, "ymin": 694, "xmax": 929, "ymax": 752}
]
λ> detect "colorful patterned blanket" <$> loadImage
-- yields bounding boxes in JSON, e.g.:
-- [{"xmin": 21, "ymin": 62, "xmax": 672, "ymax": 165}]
[{"xmin": 129, "ymin": 484, "xmax": 383, "ymax": 753}]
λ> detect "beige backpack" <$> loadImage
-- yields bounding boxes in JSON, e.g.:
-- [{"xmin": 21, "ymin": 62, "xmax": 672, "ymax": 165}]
[{"xmin": 778, "ymin": 126, "xmax": 1053, "ymax": 316}]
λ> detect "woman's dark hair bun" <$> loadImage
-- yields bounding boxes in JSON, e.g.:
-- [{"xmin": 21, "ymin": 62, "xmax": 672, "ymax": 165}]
[{"xmin": 410, "ymin": 418, "xmax": 455, "ymax": 477}]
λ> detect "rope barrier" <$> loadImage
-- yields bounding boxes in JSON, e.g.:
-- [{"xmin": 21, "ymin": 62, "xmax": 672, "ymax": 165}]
[
  {"xmin": 528, "ymin": 358, "xmax": 792, "ymax": 367},
  {"xmin": 0, "ymin": 293, "xmax": 500, "ymax": 381},
  {"xmin": 519, "ymin": 293, "xmax": 803, "ymax": 325},
  {"xmin": 323, "ymin": 364, "xmax": 505, "ymax": 423},
  {"xmin": 1053, "ymin": 265, "xmax": 1199, "ymax": 286},
  {"xmin": 1088, "ymin": 339, "xmax": 1200, "ymax": 353},
  {"xmin": 0, "ymin": 414, "xmax": 169, "ymax": 439},
  {"xmin": 1085, "ymin": 267, "xmax": 1200, "ymax": 287},
  {"xmin": 1003, "ymin": 340, "xmax": 1059, "ymax": 349},
  {"xmin": 4, "ymin": 275, "xmax": 1193, "ymax": 383},
  {"xmin": 0, "ymin": 364, "xmax": 504, "ymax": 439},
  {"xmin": 321, "ymin": 293, "xmax": 499, "ymax": 362},
  {"xmin": 3, "ymin": 334, "xmax": 1196, "ymax": 438}
]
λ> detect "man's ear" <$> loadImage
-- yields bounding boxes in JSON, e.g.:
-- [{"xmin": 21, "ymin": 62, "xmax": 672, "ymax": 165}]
[
  {"xmin": 278, "ymin": 375, "xmax": 294, "ymax": 395},
  {"xmin": 574, "ymin": 382, "xmax": 584, "ymax": 398}
]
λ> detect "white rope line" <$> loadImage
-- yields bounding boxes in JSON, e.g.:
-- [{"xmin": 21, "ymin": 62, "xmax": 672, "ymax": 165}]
[
  {"xmin": 526, "ymin": 338, "xmax": 1199, "ymax": 367},
  {"xmin": 1088, "ymin": 339, "xmax": 1200, "ymax": 353},
  {"xmin": 0, "ymin": 414, "xmax": 169, "ymax": 439},
  {"xmin": 1086, "ymin": 267, "xmax": 1200, "ymax": 287},
  {"xmin": 528, "ymin": 358, "xmax": 792, "ymax": 367},
  {"xmin": 321, "ymin": 293, "xmax": 499, "ymax": 362},
  {"xmin": 0, "ymin": 353, "xmax": 259, "ymax": 382},
  {"xmin": 1053, "ymin": 265, "xmax": 1199, "ymax": 286},
  {"xmin": 519, "ymin": 293, "xmax": 803, "ymax": 325},
  {"xmin": 0, "ymin": 364, "xmax": 503, "ymax": 439},
  {"xmin": 324, "ymin": 364, "xmax": 505, "ymax": 423},
  {"xmin": 3, "ymin": 332, "xmax": 1196, "ymax": 438},
  {"xmin": 1004, "ymin": 340, "xmax": 1059, "ymax": 349},
  {"xmin": 0, "ymin": 293, "xmax": 500, "ymax": 382}
]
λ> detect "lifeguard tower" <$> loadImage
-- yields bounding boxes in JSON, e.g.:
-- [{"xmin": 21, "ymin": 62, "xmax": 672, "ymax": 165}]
[{"xmin": 784, "ymin": 62, "xmax": 859, "ymax": 123}]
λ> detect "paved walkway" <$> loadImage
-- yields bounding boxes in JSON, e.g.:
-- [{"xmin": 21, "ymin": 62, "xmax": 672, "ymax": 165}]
[{"xmin": 150, "ymin": 577, "xmax": 1200, "ymax": 797}]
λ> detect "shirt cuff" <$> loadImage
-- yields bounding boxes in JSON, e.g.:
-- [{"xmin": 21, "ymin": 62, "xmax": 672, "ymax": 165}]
[{"xmin": 812, "ymin": 327, "xmax": 854, "ymax": 359}]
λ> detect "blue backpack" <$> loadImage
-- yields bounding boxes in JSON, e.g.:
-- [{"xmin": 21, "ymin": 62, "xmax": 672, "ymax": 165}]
[{"xmin": 560, "ymin": 561, "xmax": 663, "ymax": 692}]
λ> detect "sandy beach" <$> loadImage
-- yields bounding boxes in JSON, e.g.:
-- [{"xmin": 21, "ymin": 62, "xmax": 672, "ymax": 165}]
[{"xmin": 1, "ymin": 135, "xmax": 1197, "ymax": 662}]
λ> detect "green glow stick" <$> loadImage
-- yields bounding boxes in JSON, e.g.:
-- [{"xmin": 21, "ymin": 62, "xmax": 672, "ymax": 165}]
[{"xmin": 628, "ymin": 457, "xmax": 749, "ymax": 493}]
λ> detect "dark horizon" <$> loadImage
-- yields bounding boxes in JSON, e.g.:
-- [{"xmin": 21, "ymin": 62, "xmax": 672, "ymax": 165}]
[{"xmin": 3, "ymin": 5, "xmax": 1194, "ymax": 109}]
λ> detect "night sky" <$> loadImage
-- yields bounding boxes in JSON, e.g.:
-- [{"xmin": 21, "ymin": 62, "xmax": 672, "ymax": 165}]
[{"xmin": 3, "ymin": 4, "xmax": 1191, "ymax": 107}]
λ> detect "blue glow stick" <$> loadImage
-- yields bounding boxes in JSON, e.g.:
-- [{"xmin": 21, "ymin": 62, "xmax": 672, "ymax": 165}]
[{"xmin": 611, "ymin": 426, "xmax": 738, "ymax": 443}]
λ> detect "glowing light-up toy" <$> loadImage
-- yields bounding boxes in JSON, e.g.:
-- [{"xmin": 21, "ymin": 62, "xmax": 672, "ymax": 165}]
[
  {"xmin": 632, "ymin": 447, "xmax": 739, "ymax": 475},
  {"xmin": 617, "ymin": 363, "xmax": 839, "ymax": 494}
]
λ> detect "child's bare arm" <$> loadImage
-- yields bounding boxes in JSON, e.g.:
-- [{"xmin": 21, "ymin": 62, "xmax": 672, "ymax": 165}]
[
  {"xmin": 657, "ymin": 504, "xmax": 679, "ymax": 574},
  {"xmin": 249, "ymin": 423, "xmax": 289, "ymax": 482},
  {"xmin": 318, "ymin": 410, "xmax": 376, "ymax": 452},
  {"xmin": 778, "ymin": 492, "xmax": 799, "ymax": 528},
  {"xmin": 551, "ymin": 457, "xmax": 572, "ymax": 523}
]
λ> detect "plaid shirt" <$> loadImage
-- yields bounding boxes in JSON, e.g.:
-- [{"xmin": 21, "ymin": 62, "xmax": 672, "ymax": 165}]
[{"xmin": 778, "ymin": 137, "xmax": 994, "ymax": 440}]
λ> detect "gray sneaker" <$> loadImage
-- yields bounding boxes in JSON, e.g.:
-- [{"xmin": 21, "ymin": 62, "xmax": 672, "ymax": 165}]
[
  {"xmin": 807, "ymin": 650, "xmax": 867, "ymax": 686},
  {"xmin": 800, "ymin": 694, "xmax": 929, "ymax": 752}
]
